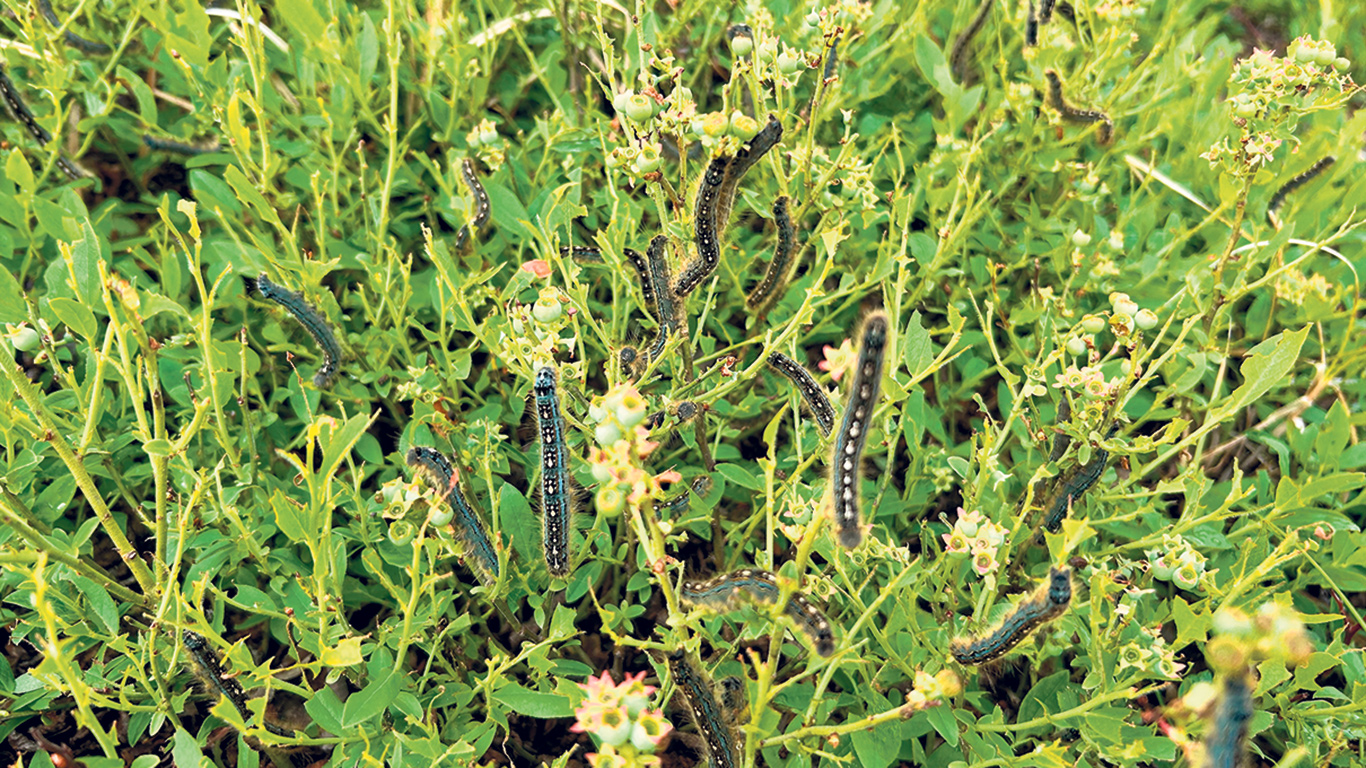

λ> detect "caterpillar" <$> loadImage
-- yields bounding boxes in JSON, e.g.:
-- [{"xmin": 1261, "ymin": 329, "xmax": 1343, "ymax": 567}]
[
  {"xmin": 653, "ymin": 476, "xmax": 713, "ymax": 517},
  {"xmin": 0, "ymin": 64, "xmax": 88, "ymax": 181},
  {"xmin": 533, "ymin": 365, "xmax": 571, "ymax": 577},
  {"xmin": 1266, "ymin": 155, "xmax": 1335, "ymax": 227},
  {"xmin": 951, "ymin": 567, "xmax": 1072, "ymax": 665},
  {"xmin": 453, "ymin": 158, "xmax": 490, "ymax": 250},
  {"xmin": 822, "ymin": 35, "xmax": 841, "ymax": 82},
  {"xmin": 647, "ymin": 235, "xmax": 680, "ymax": 361},
  {"xmin": 667, "ymin": 650, "xmax": 740, "ymax": 768},
  {"xmin": 830, "ymin": 311, "xmax": 889, "ymax": 548},
  {"xmin": 679, "ymin": 569, "xmax": 836, "ymax": 657},
  {"xmin": 558, "ymin": 244, "xmax": 605, "ymax": 263},
  {"xmin": 949, "ymin": 0, "xmax": 995, "ymax": 83},
  {"xmin": 716, "ymin": 676, "xmax": 748, "ymax": 725},
  {"xmin": 714, "ymin": 115, "xmax": 783, "ymax": 236},
  {"xmin": 766, "ymin": 351, "xmax": 835, "ymax": 437},
  {"xmin": 183, "ymin": 630, "xmax": 293, "ymax": 738},
  {"xmin": 1025, "ymin": 0, "xmax": 1039, "ymax": 46},
  {"xmin": 621, "ymin": 246, "xmax": 659, "ymax": 321},
  {"xmin": 36, "ymin": 0, "xmax": 111, "ymax": 54},
  {"xmin": 405, "ymin": 446, "xmax": 500, "ymax": 582},
  {"xmin": 1204, "ymin": 674, "xmax": 1252, "ymax": 768},
  {"xmin": 1048, "ymin": 395, "xmax": 1073, "ymax": 462},
  {"xmin": 1039, "ymin": 0, "xmax": 1057, "ymax": 23},
  {"xmin": 143, "ymin": 135, "xmax": 222, "ymax": 156},
  {"xmin": 745, "ymin": 196, "xmax": 797, "ymax": 316},
  {"xmin": 674, "ymin": 155, "xmax": 729, "ymax": 298},
  {"xmin": 1042, "ymin": 429, "xmax": 1112, "ymax": 532},
  {"xmin": 1044, "ymin": 69, "xmax": 1114, "ymax": 145},
  {"xmin": 246, "ymin": 274, "xmax": 342, "ymax": 388}
]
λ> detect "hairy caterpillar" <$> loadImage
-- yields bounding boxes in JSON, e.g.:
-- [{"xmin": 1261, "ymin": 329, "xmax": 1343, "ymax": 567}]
[
  {"xmin": 1039, "ymin": 0, "xmax": 1057, "ymax": 23},
  {"xmin": 714, "ymin": 115, "xmax": 783, "ymax": 236},
  {"xmin": 453, "ymin": 158, "xmax": 490, "ymax": 250},
  {"xmin": 534, "ymin": 365, "xmax": 571, "ymax": 577},
  {"xmin": 679, "ymin": 569, "xmax": 836, "ymax": 657},
  {"xmin": 951, "ymin": 567, "xmax": 1071, "ymax": 665},
  {"xmin": 405, "ymin": 446, "xmax": 500, "ymax": 582},
  {"xmin": 745, "ymin": 196, "xmax": 797, "ymax": 316},
  {"xmin": 1048, "ymin": 396, "xmax": 1073, "ymax": 462},
  {"xmin": 559, "ymin": 244, "xmax": 605, "ymax": 262},
  {"xmin": 647, "ymin": 235, "xmax": 680, "ymax": 361},
  {"xmin": 245, "ymin": 274, "xmax": 342, "ymax": 388},
  {"xmin": 830, "ymin": 311, "xmax": 889, "ymax": 548},
  {"xmin": 183, "ymin": 630, "xmax": 293, "ymax": 738},
  {"xmin": 1044, "ymin": 69, "xmax": 1114, "ymax": 145},
  {"xmin": 1204, "ymin": 674, "xmax": 1252, "ymax": 768},
  {"xmin": 766, "ymin": 351, "xmax": 834, "ymax": 437},
  {"xmin": 674, "ymin": 156, "xmax": 729, "ymax": 298},
  {"xmin": 1266, "ymin": 155, "xmax": 1335, "ymax": 227},
  {"xmin": 949, "ymin": 0, "xmax": 995, "ymax": 83},
  {"xmin": 36, "ymin": 0, "xmax": 111, "ymax": 54},
  {"xmin": 822, "ymin": 35, "xmax": 841, "ymax": 81},
  {"xmin": 667, "ymin": 650, "xmax": 739, "ymax": 768},
  {"xmin": 143, "ymin": 134, "xmax": 222, "ymax": 156},
  {"xmin": 716, "ymin": 676, "xmax": 748, "ymax": 725},
  {"xmin": 0, "ymin": 64, "xmax": 88, "ymax": 181},
  {"xmin": 1042, "ymin": 429, "xmax": 1112, "ymax": 533},
  {"xmin": 1025, "ymin": 0, "xmax": 1039, "ymax": 46},
  {"xmin": 653, "ymin": 476, "xmax": 713, "ymax": 517}
]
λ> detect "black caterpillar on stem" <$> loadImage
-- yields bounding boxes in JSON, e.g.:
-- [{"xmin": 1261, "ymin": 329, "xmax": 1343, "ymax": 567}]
[
  {"xmin": 830, "ymin": 311, "xmax": 889, "ymax": 548},
  {"xmin": 1044, "ymin": 69, "xmax": 1114, "ymax": 145}
]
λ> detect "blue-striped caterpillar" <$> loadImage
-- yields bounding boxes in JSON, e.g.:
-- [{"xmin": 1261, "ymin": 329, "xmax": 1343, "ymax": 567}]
[
  {"xmin": 558, "ymin": 244, "xmax": 605, "ymax": 263},
  {"xmin": 745, "ymin": 196, "xmax": 797, "ymax": 317},
  {"xmin": 405, "ymin": 446, "xmax": 500, "ymax": 582},
  {"xmin": 1266, "ymin": 155, "xmax": 1335, "ymax": 228},
  {"xmin": 37, "ymin": 0, "xmax": 111, "ymax": 54},
  {"xmin": 454, "ymin": 158, "xmax": 490, "ymax": 250},
  {"xmin": 1041, "ymin": 425, "xmax": 1115, "ymax": 533},
  {"xmin": 533, "ymin": 365, "xmax": 572, "ymax": 577},
  {"xmin": 1044, "ymin": 69, "xmax": 1114, "ymax": 145},
  {"xmin": 674, "ymin": 156, "xmax": 729, "ymax": 298},
  {"xmin": 646, "ymin": 235, "xmax": 681, "ymax": 361},
  {"xmin": 666, "ymin": 650, "xmax": 740, "ymax": 768},
  {"xmin": 1203, "ymin": 674, "xmax": 1252, "ymax": 768},
  {"xmin": 143, "ymin": 134, "xmax": 223, "ymax": 156},
  {"xmin": 830, "ymin": 311, "xmax": 889, "ymax": 548},
  {"xmin": 949, "ymin": 0, "xmax": 995, "ymax": 83},
  {"xmin": 183, "ymin": 630, "xmax": 293, "ymax": 738},
  {"xmin": 245, "ymin": 274, "xmax": 341, "ymax": 388},
  {"xmin": 0, "ymin": 64, "xmax": 88, "ymax": 181},
  {"xmin": 679, "ymin": 569, "xmax": 836, "ymax": 657},
  {"xmin": 766, "ymin": 351, "xmax": 835, "ymax": 437},
  {"xmin": 654, "ymin": 476, "xmax": 714, "ymax": 517},
  {"xmin": 951, "ymin": 567, "xmax": 1071, "ymax": 665}
]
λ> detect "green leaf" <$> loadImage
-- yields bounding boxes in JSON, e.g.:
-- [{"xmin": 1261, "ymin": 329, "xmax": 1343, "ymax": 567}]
[
  {"xmin": 142, "ymin": 439, "xmax": 175, "ymax": 458},
  {"xmin": 320, "ymin": 412, "xmax": 378, "ymax": 485},
  {"xmin": 715, "ymin": 462, "xmax": 761, "ymax": 491},
  {"xmin": 69, "ymin": 576, "xmax": 118, "ymax": 636},
  {"xmin": 270, "ymin": 489, "xmax": 310, "ymax": 544},
  {"xmin": 902, "ymin": 310, "xmax": 934, "ymax": 379},
  {"xmin": 1224, "ymin": 326, "xmax": 1309, "ymax": 415},
  {"xmin": 303, "ymin": 686, "xmax": 345, "ymax": 734},
  {"xmin": 926, "ymin": 700, "xmax": 960, "ymax": 747},
  {"xmin": 1171, "ymin": 596, "xmax": 1211, "ymax": 651},
  {"xmin": 0, "ymin": 266, "xmax": 24, "ymax": 323},
  {"xmin": 48, "ymin": 297, "xmax": 97, "ymax": 340},
  {"xmin": 70, "ymin": 220, "xmax": 101, "ymax": 305},
  {"xmin": 171, "ymin": 726, "xmax": 207, "ymax": 768},
  {"xmin": 6, "ymin": 149, "xmax": 33, "ymax": 195},
  {"xmin": 342, "ymin": 671, "xmax": 400, "ymax": 728},
  {"xmin": 490, "ymin": 683, "xmax": 574, "ymax": 718}
]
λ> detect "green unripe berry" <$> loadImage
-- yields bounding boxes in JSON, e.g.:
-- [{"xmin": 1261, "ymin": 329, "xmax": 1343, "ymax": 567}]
[
  {"xmin": 1071, "ymin": 230, "xmax": 1092, "ymax": 247},
  {"xmin": 1134, "ymin": 308, "xmax": 1159, "ymax": 330},
  {"xmin": 613, "ymin": 91, "xmax": 633, "ymax": 113},
  {"xmin": 596, "ymin": 485, "xmax": 626, "ymax": 517},
  {"xmin": 429, "ymin": 506, "xmax": 454, "ymax": 527},
  {"xmin": 389, "ymin": 521, "xmax": 415, "ymax": 546},
  {"xmin": 730, "ymin": 112, "xmax": 760, "ymax": 140},
  {"xmin": 1065, "ymin": 336, "xmax": 1089, "ymax": 356},
  {"xmin": 1081, "ymin": 314, "xmax": 1107, "ymax": 334},
  {"xmin": 623, "ymin": 94, "xmax": 656, "ymax": 123},
  {"xmin": 698, "ymin": 112, "xmax": 729, "ymax": 138},
  {"xmin": 479, "ymin": 126, "xmax": 499, "ymax": 145},
  {"xmin": 777, "ymin": 49, "xmax": 801, "ymax": 75},
  {"xmin": 634, "ymin": 144, "xmax": 662, "ymax": 174},
  {"xmin": 9, "ymin": 327, "xmax": 40, "ymax": 352},
  {"xmin": 616, "ymin": 392, "xmax": 647, "ymax": 428},
  {"xmin": 595, "ymin": 421, "xmax": 622, "ymax": 446},
  {"xmin": 532, "ymin": 288, "xmax": 562, "ymax": 323},
  {"xmin": 730, "ymin": 32, "xmax": 753, "ymax": 56}
]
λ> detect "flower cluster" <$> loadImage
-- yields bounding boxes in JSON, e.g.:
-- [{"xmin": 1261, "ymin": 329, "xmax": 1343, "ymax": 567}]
[
  {"xmin": 1146, "ymin": 534, "xmax": 1209, "ymax": 591},
  {"xmin": 573, "ymin": 671, "xmax": 673, "ymax": 768},
  {"xmin": 1206, "ymin": 602, "xmax": 1313, "ymax": 674},
  {"xmin": 588, "ymin": 385, "xmax": 681, "ymax": 517},
  {"xmin": 900, "ymin": 669, "xmax": 963, "ymax": 714},
  {"xmin": 941, "ymin": 508, "xmax": 1009, "ymax": 576}
]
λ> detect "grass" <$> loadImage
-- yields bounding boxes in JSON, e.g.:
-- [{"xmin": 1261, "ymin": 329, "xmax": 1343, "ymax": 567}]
[{"xmin": 0, "ymin": 0, "xmax": 1364, "ymax": 766}]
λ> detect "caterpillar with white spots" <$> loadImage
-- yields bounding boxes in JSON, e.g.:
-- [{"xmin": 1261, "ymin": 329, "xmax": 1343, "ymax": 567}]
[
  {"xmin": 533, "ymin": 365, "xmax": 571, "ymax": 577},
  {"xmin": 246, "ymin": 274, "xmax": 342, "ymax": 388},
  {"xmin": 951, "ymin": 567, "xmax": 1071, "ymax": 665},
  {"xmin": 830, "ymin": 311, "xmax": 888, "ymax": 548},
  {"xmin": 405, "ymin": 446, "xmax": 500, "ymax": 582},
  {"xmin": 680, "ymin": 569, "xmax": 835, "ymax": 657}
]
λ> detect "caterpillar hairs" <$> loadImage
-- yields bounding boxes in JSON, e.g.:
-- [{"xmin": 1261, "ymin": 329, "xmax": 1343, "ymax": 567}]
[
  {"xmin": 667, "ymin": 650, "xmax": 739, "ymax": 768},
  {"xmin": 183, "ymin": 630, "xmax": 293, "ymax": 738},
  {"xmin": 646, "ymin": 235, "xmax": 681, "ymax": 361},
  {"xmin": 951, "ymin": 567, "xmax": 1071, "ymax": 665},
  {"xmin": 766, "ymin": 351, "xmax": 835, "ymax": 437},
  {"xmin": 1044, "ymin": 69, "xmax": 1114, "ymax": 145},
  {"xmin": 405, "ymin": 446, "xmax": 500, "ymax": 582},
  {"xmin": 533, "ymin": 365, "xmax": 572, "ymax": 577},
  {"xmin": 1266, "ymin": 155, "xmax": 1335, "ymax": 228},
  {"xmin": 246, "ymin": 273, "xmax": 342, "ymax": 388},
  {"xmin": 745, "ymin": 196, "xmax": 798, "ymax": 317},
  {"xmin": 679, "ymin": 569, "xmax": 835, "ymax": 657},
  {"xmin": 674, "ymin": 155, "xmax": 728, "ymax": 298},
  {"xmin": 830, "ymin": 311, "xmax": 889, "ymax": 548},
  {"xmin": 454, "ymin": 158, "xmax": 490, "ymax": 250}
]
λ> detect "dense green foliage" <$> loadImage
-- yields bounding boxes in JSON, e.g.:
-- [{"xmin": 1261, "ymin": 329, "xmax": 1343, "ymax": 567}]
[{"xmin": 0, "ymin": 0, "xmax": 1364, "ymax": 766}]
